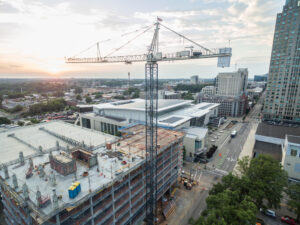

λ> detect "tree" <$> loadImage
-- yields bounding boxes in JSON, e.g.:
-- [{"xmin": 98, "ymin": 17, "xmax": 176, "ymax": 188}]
[
  {"xmin": 182, "ymin": 92, "xmax": 194, "ymax": 100},
  {"xmin": 53, "ymin": 91, "xmax": 64, "ymax": 97},
  {"xmin": 95, "ymin": 92, "xmax": 102, "ymax": 99},
  {"xmin": 194, "ymin": 190, "xmax": 257, "ymax": 225},
  {"xmin": 10, "ymin": 105, "xmax": 23, "ymax": 113},
  {"xmin": 0, "ymin": 117, "xmax": 11, "ymax": 124},
  {"xmin": 195, "ymin": 155, "xmax": 288, "ymax": 225},
  {"xmin": 76, "ymin": 94, "xmax": 82, "ymax": 101},
  {"xmin": 17, "ymin": 121, "xmax": 24, "ymax": 126},
  {"xmin": 85, "ymin": 96, "xmax": 92, "ymax": 104},
  {"xmin": 245, "ymin": 155, "xmax": 287, "ymax": 209},
  {"xmin": 286, "ymin": 183, "xmax": 300, "ymax": 222},
  {"xmin": 74, "ymin": 87, "xmax": 83, "ymax": 94}
]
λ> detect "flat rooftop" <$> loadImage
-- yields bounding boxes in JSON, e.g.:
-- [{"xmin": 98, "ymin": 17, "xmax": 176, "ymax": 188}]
[
  {"xmin": 93, "ymin": 98, "xmax": 192, "ymax": 113},
  {"xmin": 0, "ymin": 122, "xmax": 184, "ymax": 222},
  {"xmin": 0, "ymin": 121, "xmax": 116, "ymax": 164},
  {"xmin": 287, "ymin": 135, "xmax": 300, "ymax": 145},
  {"xmin": 2, "ymin": 146, "xmax": 144, "ymax": 221},
  {"xmin": 117, "ymin": 124, "xmax": 185, "ymax": 157},
  {"xmin": 256, "ymin": 122, "xmax": 300, "ymax": 140}
]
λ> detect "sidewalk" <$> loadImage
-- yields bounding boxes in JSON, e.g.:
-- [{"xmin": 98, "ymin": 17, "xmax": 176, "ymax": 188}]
[{"xmin": 233, "ymin": 123, "xmax": 258, "ymax": 174}]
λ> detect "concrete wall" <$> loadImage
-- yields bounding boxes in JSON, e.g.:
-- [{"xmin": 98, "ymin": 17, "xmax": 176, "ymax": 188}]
[
  {"xmin": 255, "ymin": 134, "xmax": 284, "ymax": 145},
  {"xmin": 283, "ymin": 142, "xmax": 300, "ymax": 180}
]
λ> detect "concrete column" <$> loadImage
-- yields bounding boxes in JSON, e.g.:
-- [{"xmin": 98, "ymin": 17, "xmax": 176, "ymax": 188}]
[
  {"xmin": 19, "ymin": 152, "xmax": 25, "ymax": 165},
  {"xmin": 55, "ymin": 214, "xmax": 60, "ymax": 225},
  {"xmin": 22, "ymin": 183, "xmax": 29, "ymax": 200},
  {"xmin": 12, "ymin": 174, "xmax": 18, "ymax": 189},
  {"xmin": 112, "ymin": 185, "xmax": 116, "ymax": 225},
  {"xmin": 89, "ymin": 197, "xmax": 95, "ymax": 225},
  {"xmin": 52, "ymin": 189, "xmax": 59, "ymax": 210},
  {"xmin": 29, "ymin": 158, "xmax": 33, "ymax": 168},
  {"xmin": 4, "ymin": 165, "xmax": 9, "ymax": 179}
]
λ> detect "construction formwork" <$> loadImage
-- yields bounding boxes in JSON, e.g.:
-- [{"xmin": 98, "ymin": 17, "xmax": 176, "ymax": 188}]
[{"xmin": 0, "ymin": 124, "xmax": 184, "ymax": 225}]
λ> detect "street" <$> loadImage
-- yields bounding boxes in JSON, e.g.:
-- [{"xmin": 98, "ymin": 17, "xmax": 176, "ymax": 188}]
[{"xmin": 165, "ymin": 92, "xmax": 291, "ymax": 225}]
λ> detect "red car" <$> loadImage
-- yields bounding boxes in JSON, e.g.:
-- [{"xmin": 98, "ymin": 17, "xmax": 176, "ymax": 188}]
[{"xmin": 281, "ymin": 216, "xmax": 297, "ymax": 225}]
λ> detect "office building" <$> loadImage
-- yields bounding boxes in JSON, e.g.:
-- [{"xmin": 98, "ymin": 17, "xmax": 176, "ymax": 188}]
[
  {"xmin": 201, "ymin": 86, "xmax": 216, "ymax": 95},
  {"xmin": 197, "ymin": 93, "xmax": 248, "ymax": 117},
  {"xmin": 190, "ymin": 75, "xmax": 199, "ymax": 84},
  {"xmin": 0, "ymin": 121, "xmax": 184, "ymax": 225},
  {"xmin": 79, "ymin": 99, "xmax": 219, "ymax": 134},
  {"xmin": 158, "ymin": 90, "xmax": 181, "ymax": 99},
  {"xmin": 216, "ymin": 68, "xmax": 248, "ymax": 97},
  {"xmin": 254, "ymin": 74, "xmax": 268, "ymax": 82},
  {"xmin": 263, "ymin": 0, "xmax": 300, "ymax": 123}
]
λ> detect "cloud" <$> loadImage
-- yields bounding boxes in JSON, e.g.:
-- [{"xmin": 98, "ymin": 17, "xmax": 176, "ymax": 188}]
[{"xmin": 0, "ymin": 0, "xmax": 285, "ymax": 77}]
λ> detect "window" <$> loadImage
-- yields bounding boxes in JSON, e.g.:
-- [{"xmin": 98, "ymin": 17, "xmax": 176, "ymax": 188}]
[{"xmin": 291, "ymin": 149, "xmax": 297, "ymax": 157}]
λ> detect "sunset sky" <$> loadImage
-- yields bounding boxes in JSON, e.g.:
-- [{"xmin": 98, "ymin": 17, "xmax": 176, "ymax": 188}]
[{"xmin": 0, "ymin": 0, "xmax": 284, "ymax": 79}]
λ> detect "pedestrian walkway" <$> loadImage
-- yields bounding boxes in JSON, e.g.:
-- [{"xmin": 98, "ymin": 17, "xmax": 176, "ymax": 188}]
[{"xmin": 233, "ymin": 123, "xmax": 258, "ymax": 174}]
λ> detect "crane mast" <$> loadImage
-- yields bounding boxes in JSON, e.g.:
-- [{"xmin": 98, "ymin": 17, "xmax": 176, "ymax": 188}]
[
  {"xmin": 65, "ymin": 18, "xmax": 232, "ymax": 225},
  {"xmin": 145, "ymin": 20, "xmax": 159, "ymax": 225}
]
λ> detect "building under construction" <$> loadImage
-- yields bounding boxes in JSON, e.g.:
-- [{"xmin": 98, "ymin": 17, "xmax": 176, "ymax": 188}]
[{"xmin": 0, "ymin": 121, "xmax": 184, "ymax": 225}]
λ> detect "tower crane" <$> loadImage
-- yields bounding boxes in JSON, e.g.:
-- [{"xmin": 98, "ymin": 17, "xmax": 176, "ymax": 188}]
[{"xmin": 65, "ymin": 18, "xmax": 232, "ymax": 225}]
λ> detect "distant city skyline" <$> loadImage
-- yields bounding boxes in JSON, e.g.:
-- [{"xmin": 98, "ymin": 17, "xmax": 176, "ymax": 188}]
[{"xmin": 0, "ymin": 0, "xmax": 285, "ymax": 78}]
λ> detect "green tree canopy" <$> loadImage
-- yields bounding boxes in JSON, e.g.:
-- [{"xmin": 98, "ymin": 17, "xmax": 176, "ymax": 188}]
[
  {"xmin": 193, "ymin": 155, "xmax": 288, "ymax": 225},
  {"xmin": 0, "ymin": 117, "xmax": 11, "ymax": 124},
  {"xmin": 28, "ymin": 99, "xmax": 67, "ymax": 115},
  {"xmin": 286, "ymin": 183, "xmax": 300, "ymax": 221},
  {"xmin": 74, "ymin": 87, "xmax": 83, "ymax": 94},
  {"xmin": 85, "ymin": 96, "xmax": 92, "ymax": 103},
  {"xmin": 194, "ymin": 190, "xmax": 257, "ymax": 225},
  {"xmin": 76, "ymin": 94, "xmax": 82, "ymax": 100}
]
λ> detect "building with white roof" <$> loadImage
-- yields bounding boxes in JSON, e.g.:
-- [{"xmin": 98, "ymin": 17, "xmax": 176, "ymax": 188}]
[
  {"xmin": 181, "ymin": 127, "xmax": 208, "ymax": 161},
  {"xmin": 79, "ymin": 99, "xmax": 219, "ymax": 135}
]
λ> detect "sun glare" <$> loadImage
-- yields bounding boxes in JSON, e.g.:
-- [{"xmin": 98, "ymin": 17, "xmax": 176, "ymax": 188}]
[{"xmin": 41, "ymin": 60, "xmax": 65, "ymax": 75}]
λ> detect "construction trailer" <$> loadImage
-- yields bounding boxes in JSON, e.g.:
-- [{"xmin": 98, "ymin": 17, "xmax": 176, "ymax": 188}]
[{"xmin": 0, "ymin": 121, "xmax": 184, "ymax": 225}]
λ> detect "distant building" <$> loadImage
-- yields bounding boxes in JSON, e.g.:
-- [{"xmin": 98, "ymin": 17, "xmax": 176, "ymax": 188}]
[
  {"xmin": 201, "ymin": 86, "xmax": 216, "ymax": 95},
  {"xmin": 254, "ymin": 74, "xmax": 268, "ymax": 82},
  {"xmin": 247, "ymin": 87, "xmax": 263, "ymax": 99},
  {"xmin": 190, "ymin": 75, "xmax": 199, "ymax": 85},
  {"xmin": 216, "ymin": 68, "xmax": 248, "ymax": 97},
  {"xmin": 263, "ymin": 0, "xmax": 300, "ymax": 123},
  {"xmin": 158, "ymin": 90, "xmax": 181, "ymax": 99},
  {"xmin": 197, "ymin": 93, "xmax": 248, "ymax": 117}
]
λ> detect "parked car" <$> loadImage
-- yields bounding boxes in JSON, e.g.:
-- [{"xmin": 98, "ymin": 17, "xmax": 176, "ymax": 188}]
[
  {"xmin": 281, "ymin": 216, "xmax": 296, "ymax": 225},
  {"xmin": 260, "ymin": 208, "xmax": 276, "ymax": 218},
  {"xmin": 255, "ymin": 218, "xmax": 265, "ymax": 225}
]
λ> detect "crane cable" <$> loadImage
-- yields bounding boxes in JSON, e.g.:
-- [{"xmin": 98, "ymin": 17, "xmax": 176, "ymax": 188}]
[
  {"xmin": 104, "ymin": 24, "xmax": 154, "ymax": 58},
  {"xmin": 72, "ymin": 25, "xmax": 154, "ymax": 58},
  {"xmin": 159, "ymin": 23, "xmax": 213, "ymax": 54}
]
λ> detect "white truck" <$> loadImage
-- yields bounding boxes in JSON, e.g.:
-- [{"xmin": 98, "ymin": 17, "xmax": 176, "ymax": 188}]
[{"xmin": 231, "ymin": 130, "xmax": 237, "ymax": 138}]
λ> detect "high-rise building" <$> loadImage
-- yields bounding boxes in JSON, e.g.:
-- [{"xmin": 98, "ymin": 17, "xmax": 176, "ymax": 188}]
[
  {"xmin": 215, "ymin": 68, "xmax": 248, "ymax": 97},
  {"xmin": 190, "ymin": 75, "xmax": 199, "ymax": 84},
  {"xmin": 263, "ymin": 0, "xmax": 300, "ymax": 122}
]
